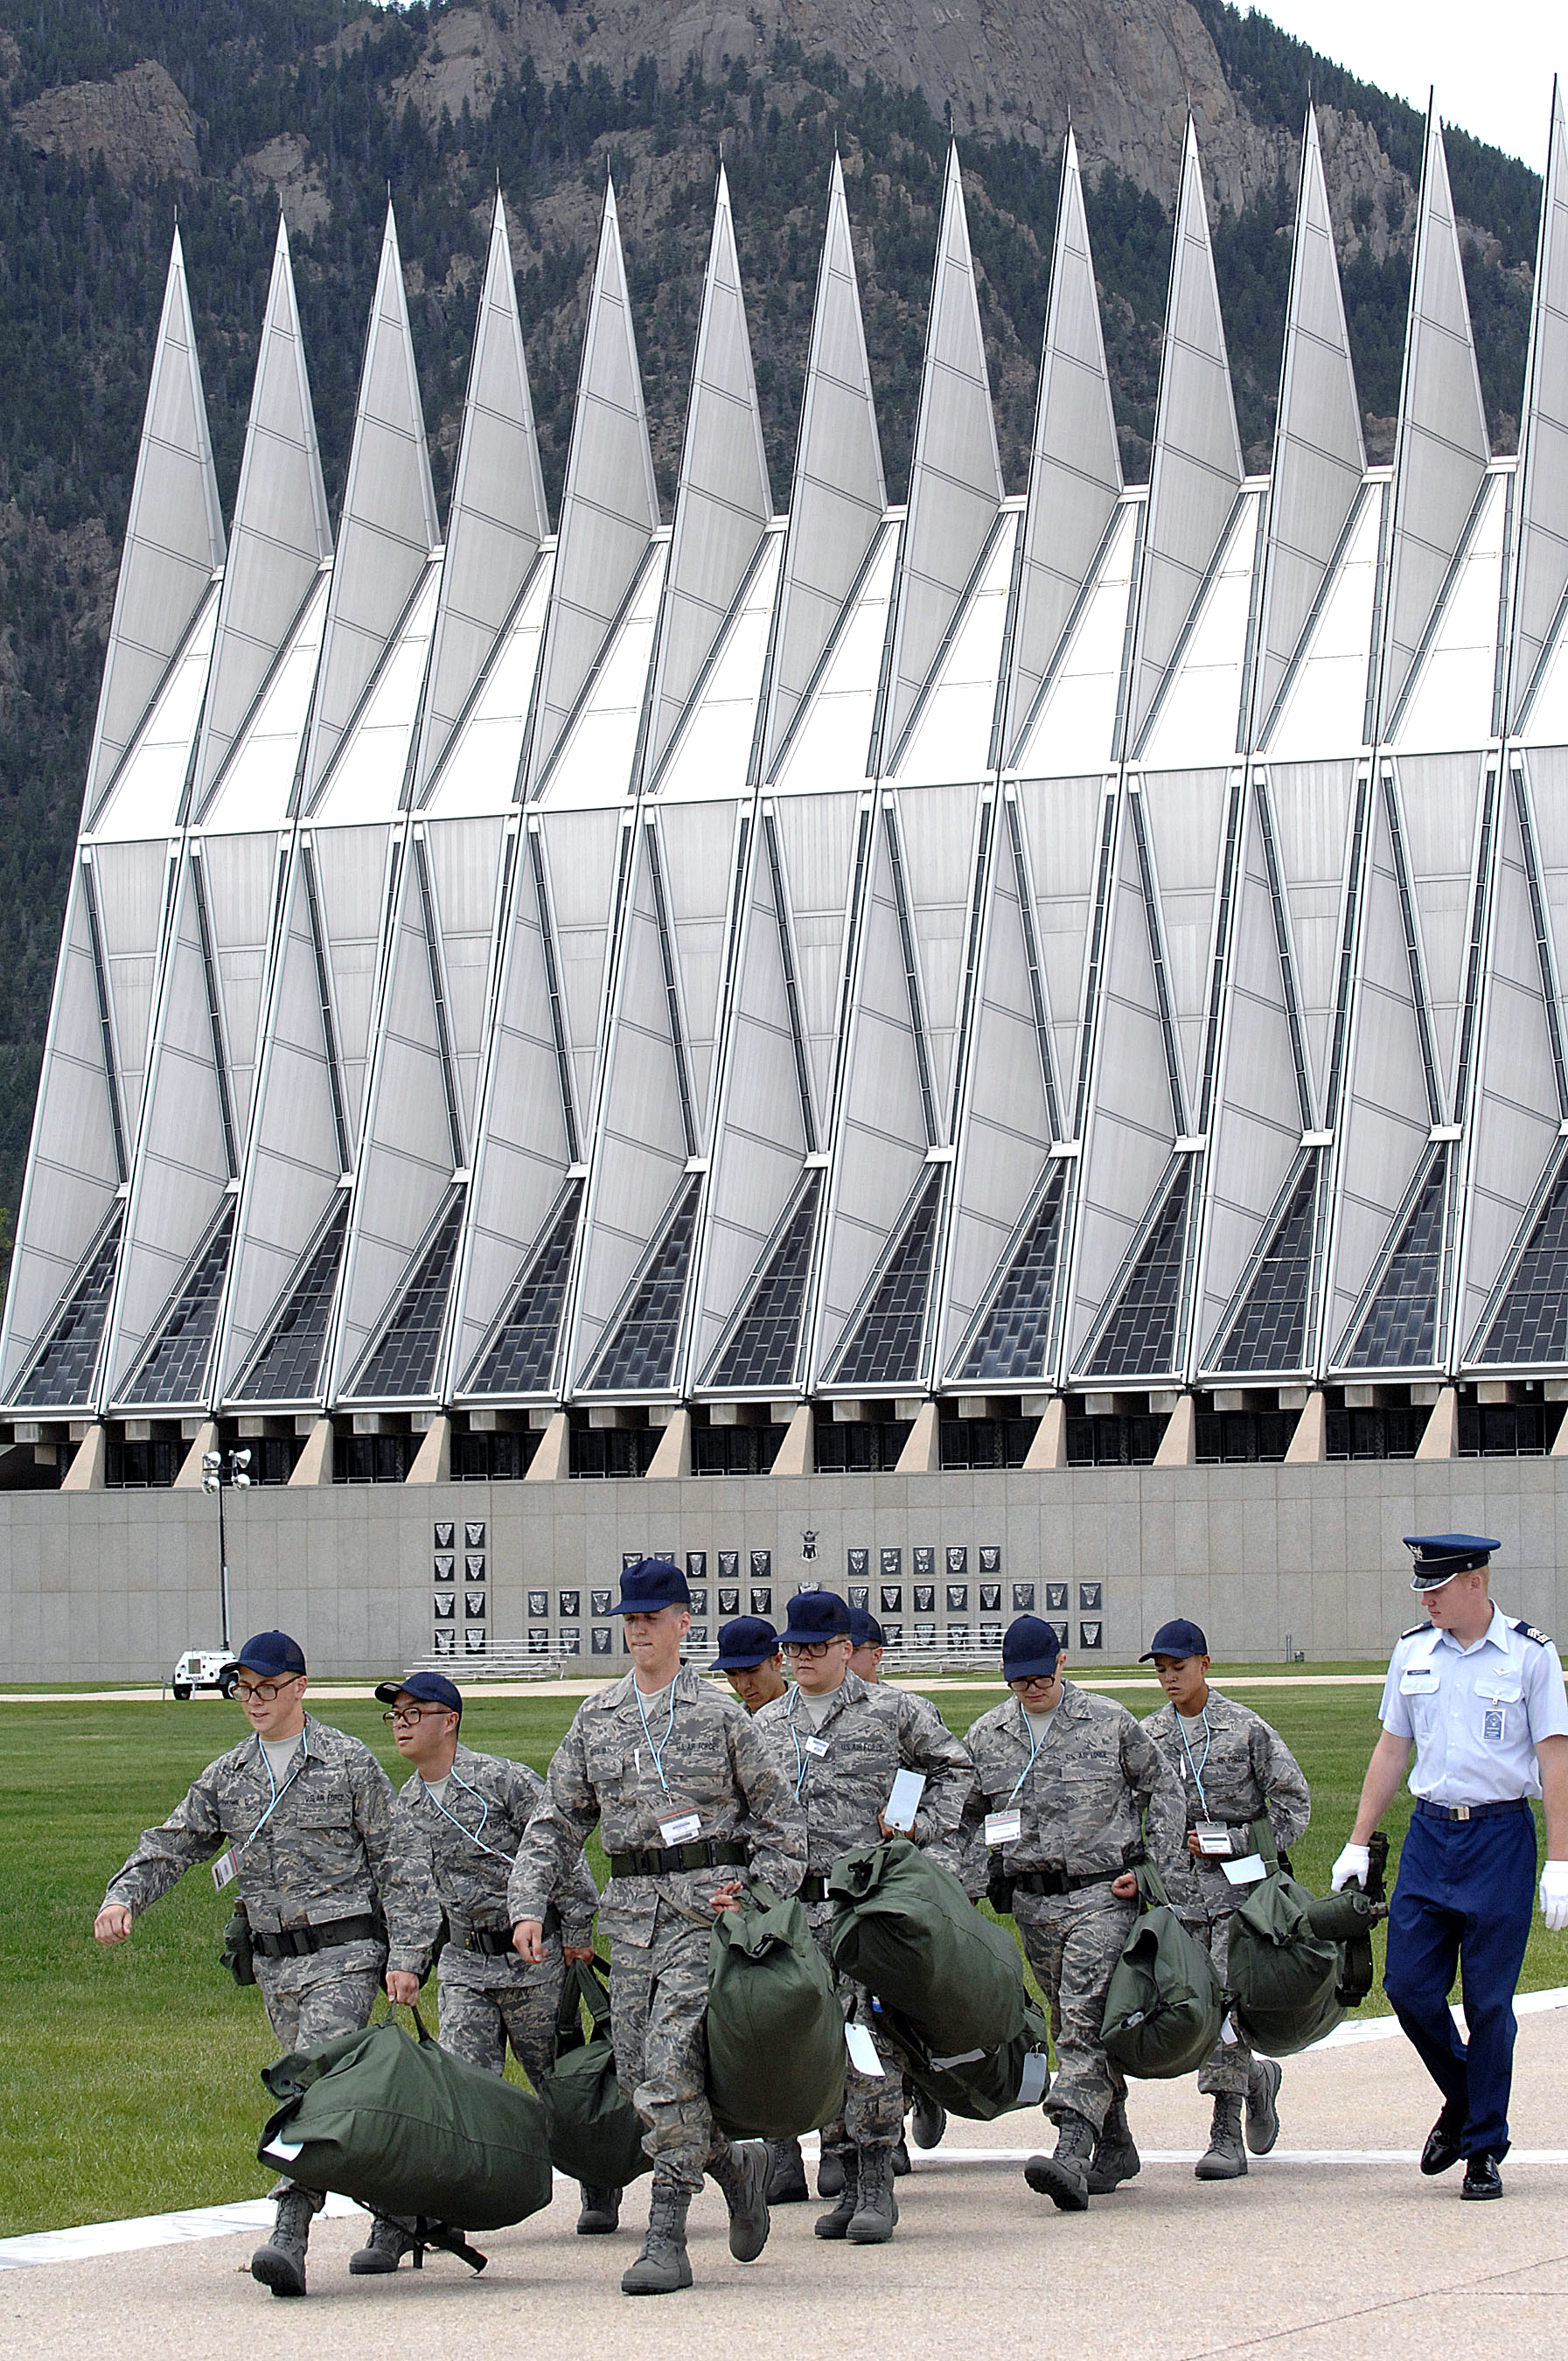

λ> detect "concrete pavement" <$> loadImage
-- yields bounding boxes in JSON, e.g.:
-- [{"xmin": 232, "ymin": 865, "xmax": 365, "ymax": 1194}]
[{"xmin": 3, "ymin": 2007, "xmax": 1565, "ymax": 2358}]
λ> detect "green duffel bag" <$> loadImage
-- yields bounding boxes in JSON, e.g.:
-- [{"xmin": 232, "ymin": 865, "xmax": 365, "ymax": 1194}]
[
  {"xmin": 1226, "ymin": 1868, "xmax": 1345, "ymax": 2057},
  {"xmin": 257, "ymin": 2002, "xmax": 553, "ymax": 2232},
  {"xmin": 1101, "ymin": 1862, "xmax": 1225, "ymax": 2079},
  {"xmin": 707, "ymin": 1885, "xmax": 847, "ymax": 2138},
  {"xmin": 536, "ymin": 1955, "xmax": 651, "ymax": 2187},
  {"xmin": 828, "ymin": 1835, "xmax": 1023, "ymax": 2055},
  {"xmin": 881, "ymin": 1994, "xmax": 1053, "ymax": 2122}
]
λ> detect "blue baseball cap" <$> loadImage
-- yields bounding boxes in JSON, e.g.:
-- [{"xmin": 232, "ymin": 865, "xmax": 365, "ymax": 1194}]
[
  {"xmin": 1002, "ymin": 1615, "xmax": 1062, "ymax": 1680},
  {"xmin": 848, "ymin": 1606, "xmax": 885, "ymax": 1650},
  {"xmin": 1404, "ymin": 1533, "xmax": 1499, "ymax": 1591},
  {"xmin": 781, "ymin": 1591, "xmax": 853, "ymax": 1646},
  {"xmin": 607, "ymin": 1557, "xmax": 692, "ymax": 1614},
  {"xmin": 713, "ymin": 1616, "xmax": 781, "ymax": 1670},
  {"xmin": 374, "ymin": 1670, "xmax": 463, "ymax": 1717},
  {"xmin": 1140, "ymin": 1618, "xmax": 1209, "ymax": 1661},
  {"xmin": 231, "ymin": 1630, "xmax": 306, "ymax": 1678}
]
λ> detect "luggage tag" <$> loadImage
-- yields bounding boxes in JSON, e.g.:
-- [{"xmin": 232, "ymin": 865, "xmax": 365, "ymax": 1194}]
[
  {"xmin": 1194, "ymin": 1821, "xmax": 1231, "ymax": 1856},
  {"xmin": 804, "ymin": 1736, "xmax": 830, "ymax": 1758},
  {"xmin": 659, "ymin": 1811, "xmax": 701, "ymax": 1846},
  {"xmin": 884, "ymin": 1768, "xmax": 926, "ymax": 1833},
  {"xmin": 985, "ymin": 1807, "xmax": 1023, "ymax": 1848},
  {"xmin": 844, "ymin": 2022, "xmax": 885, "ymax": 2078},
  {"xmin": 1221, "ymin": 1854, "xmax": 1267, "ymax": 1885},
  {"xmin": 211, "ymin": 1845, "xmax": 240, "ymax": 1892}
]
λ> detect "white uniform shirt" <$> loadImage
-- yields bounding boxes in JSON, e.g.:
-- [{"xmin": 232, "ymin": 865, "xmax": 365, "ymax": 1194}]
[{"xmin": 1378, "ymin": 1605, "xmax": 1568, "ymax": 1805}]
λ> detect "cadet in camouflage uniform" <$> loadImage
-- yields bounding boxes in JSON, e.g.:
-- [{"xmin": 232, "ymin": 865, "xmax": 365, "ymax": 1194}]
[
  {"xmin": 960, "ymin": 1616, "xmax": 1185, "ymax": 2211},
  {"xmin": 754, "ymin": 1591, "xmax": 975, "ymax": 2246},
  {"xmin": 1140, "ymin": 1617, "xmax": 1311, "ymax": 2179},
  {"xmin": 94, "ymin": 1632, "xmax": 395, "ymax": 2298},
  {"xmin": 373, "ymin": 1670, "xmax": 614, "ymax": 2264},
  {"xmin": 509, "ymin": 1558, "xmax": 805, "ymax": 2297}
]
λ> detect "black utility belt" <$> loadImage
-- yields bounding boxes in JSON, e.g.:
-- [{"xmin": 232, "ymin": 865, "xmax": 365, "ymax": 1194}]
[
  {"xmin": 608, "ymin": 1839, "xmax": 749, "ymax": 1879},
  {"xmin": 1415, "ymin": 1796, "xmax": 1530, "ymax": 1824},
  {"xmin": 1008, "ymin": 1866, "xmax": 1118, "ymax": 1898},
  {"xmin": 250, "ymin": 1912, "xmax": 381, "ymax": 1959},
  {"xmin": 453, "ymin": 1905, "xmax": 556, "ymax": 1956}
]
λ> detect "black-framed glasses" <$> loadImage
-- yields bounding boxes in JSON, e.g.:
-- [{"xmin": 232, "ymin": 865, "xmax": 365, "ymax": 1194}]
[
  {"xmin": 237, "ymin": 1676, "xmax": 303, "ymax": 1704},
  {"xmin": 382, "ymin": 1707, "xmax": 446, "ymax": 1728},
  {"xmin": 783, "ymin": 1639, "xmax": 840, "ymax": 1661}
]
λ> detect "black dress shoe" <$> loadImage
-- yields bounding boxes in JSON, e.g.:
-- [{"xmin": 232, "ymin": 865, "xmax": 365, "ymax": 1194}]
[
  {"xmin": 1420, "ymin": 2110, "xmax": 1464, "ymax": 2176},
  {"xmin": 1460, "ymin": 2152, "xmax": 1503, "ymax": 2200}
]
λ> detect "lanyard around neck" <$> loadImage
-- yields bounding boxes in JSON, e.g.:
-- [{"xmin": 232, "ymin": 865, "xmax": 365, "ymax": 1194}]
[
  {"xmin": 636, "ymin": 1681, "xmax": 678, "ymax": 1795},
  {"xmin": 1007, "ymin": 1697, "xmax": 1056, "ymax": 1803},
  {"xmin": 246, "ymin": 1731, "xmax": 307, "ymax": 1848},
  {"xmin": 423, "ymin": 1763, "xmax": 511, "ymax": 1862},
  {"xmin": 1177, "ymin": 1708, "xmax": 1213, "ymax": 1815}
]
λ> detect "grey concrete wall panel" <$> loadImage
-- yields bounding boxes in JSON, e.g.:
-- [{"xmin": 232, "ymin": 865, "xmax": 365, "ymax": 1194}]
[
  {"xmin": 1509, "ymin": 85, "xmax": 1568, "ymax": 735},
  {"xmin": 414, "ymin": 194, "xmax": 548, "ymax": 805},
  {"xmin": 1375, "ymin": 114, "xmax": 1490, "ymax": 742},
  {"xmin": 1250, "ymin": 108, "xmax": 1365, "ymax": 750},
  {"xmin": 641, "ymin": 168, "xmax": 772, "ymax": 792},
  {"xmin": 759, "ymin": 154, "xmax": 886, "ymax": 784},
  {"xmin": 1125, "ymin": 123, "xmax": 1244, "ymax": 760},
  {"xmin": 1004, "ymin": 130, "xmax": 1122, "ymax": 766},
  {"xmin": 301, "ymin": 207, "xmax": 439, "ymax": 811},
  {"xmin": 192, "ymin": 219, "xmax": 332, "ymax": 818},
  {"xmin": 878, "ymin": 146, "xmax": 1003, "ymax": 775},
  {"xmin": 525, "ymin": 180, "xmax": 659, "ymax": 798},
  {"xmin": 81, "ymin": 230, "xmax": 225, "ymax": 829}
]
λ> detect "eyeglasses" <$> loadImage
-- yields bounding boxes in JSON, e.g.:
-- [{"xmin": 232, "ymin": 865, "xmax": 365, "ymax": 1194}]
[
  {"xmin": 237, "ymin": 1676, "xmax": 302, "ymax": 1704},
  {"xmin": 382, "ymin": 1707, "xmax": 448, "ymax": 1728},
  {"xmin": 783, "ymin": 1640, "xmax": 841, "ymax": 1661}
]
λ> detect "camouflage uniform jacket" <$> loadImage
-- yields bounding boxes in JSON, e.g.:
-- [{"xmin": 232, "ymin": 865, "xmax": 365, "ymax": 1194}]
[
  {"xmin": 103, "ymin": 1715, "xmax": 394, "ymax": 1934},
  {"xmin": 383, "ymin": 1744, "xmax": 598, "ymax": 1989},
  {"xmin": 959, "ymin": 1682, "xmax": 1186, "ymax": 1894},
  {"xmin": 507, "ymin": 1665, "xmax": 805, "ymax": 1946},
  {"xmin": 754, "ymin": 1673, "xmax": 975, "ymax": 1879},
  {"xmin": 1143, "ymin": 1689, "xmax": 1312, "ymax": 1922}
]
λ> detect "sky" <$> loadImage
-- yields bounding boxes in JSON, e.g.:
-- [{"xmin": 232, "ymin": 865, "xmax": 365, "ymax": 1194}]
[{"xmin": 1244, "ymin": 2, "xmax": 1560, "ymax": 166}]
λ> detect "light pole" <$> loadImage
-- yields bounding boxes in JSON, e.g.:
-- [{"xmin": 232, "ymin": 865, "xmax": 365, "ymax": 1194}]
[{"xmin": 201, "ymin": 1446, "xmax": 251, "ymax": 1652}]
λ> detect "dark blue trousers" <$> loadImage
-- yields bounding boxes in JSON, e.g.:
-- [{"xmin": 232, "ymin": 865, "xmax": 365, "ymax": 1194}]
[{"xmin": 1383, "ymin": 1804, "xmax": 1537, "ymax": 2157}]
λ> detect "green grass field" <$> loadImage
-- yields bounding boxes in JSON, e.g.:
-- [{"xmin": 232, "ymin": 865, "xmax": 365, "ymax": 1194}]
[{"xmin": 3, "ymin": 1680, "xmax": 1565, "ymax": 2239}]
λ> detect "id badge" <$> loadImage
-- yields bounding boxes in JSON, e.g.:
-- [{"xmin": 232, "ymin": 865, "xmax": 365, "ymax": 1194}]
[
  {"xmin": 1195, "ymin": 1821, "xmax": 1230, "ymax": 1856},
  {"xmin": 805, "ymin": 1736, "xmax": 830, "ymax": 1759},
  {"xmin": 211, "ymin": 1845, "xmax": 240, "ymax": 1892},
  {"xmin": 659, "ymin": 1811, "xmax": 701, "ymax": 1847},
  {"xmin": 985, "ymin": 1808, "xmax": 1023, "ymax": 1848},
  {"xmin": 1483, "ymin": 1706, "xmax": 1506, "ymax": 1744}
]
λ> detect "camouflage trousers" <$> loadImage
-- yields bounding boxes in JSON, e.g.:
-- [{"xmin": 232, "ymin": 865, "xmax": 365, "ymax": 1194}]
[
  {"xmin": 254, "ymin": 1942, "xmax": 383, "ymax": 2204},
  {"xmin": 1016, "ymin": 1886, "xmax": 1136, "ymax": 2135},
  {"xmin": 609, "ymin": 1898, "xmax": 726, "ymax": 2194},
  {"xmin": 806, "ymin": 1907, "xmax": 902, "ymax": 2157},
  {"xmin": 1182, "ymin": 1911, "xmax": 1257, "ymax": 2097},
  {"xmin": 436, "ymin": 1961, "xmax": 565, "ymax": 2090}
]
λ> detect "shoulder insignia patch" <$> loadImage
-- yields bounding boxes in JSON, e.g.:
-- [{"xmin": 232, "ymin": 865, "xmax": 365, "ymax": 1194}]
[
  {"xmin": 1400, "ymin": 1622, "xmax": 1430, "ymax": 1640},
  {"xmin": 1514, "ymin": 1619, "xmax": 1552, "ymax": 1647}
]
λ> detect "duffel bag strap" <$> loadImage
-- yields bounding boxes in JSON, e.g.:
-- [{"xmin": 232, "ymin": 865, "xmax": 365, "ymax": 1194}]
[
  {"xmin": 1250, "ymin": 1813, "xmax": 1280, "ymax": 1873},
  {"xmin": 558, "ymin": 1954, "xmax": 615, "ymax": 2051},
  {"xmin": 1131, "ymin": 1858, "xmax": 1171, "ymax": 1912}
]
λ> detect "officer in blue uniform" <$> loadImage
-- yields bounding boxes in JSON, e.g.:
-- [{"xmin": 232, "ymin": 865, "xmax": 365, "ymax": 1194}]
[{"xmin": 1333, "ymin": 1535, "xmax": 1568, "ymax": 2198}]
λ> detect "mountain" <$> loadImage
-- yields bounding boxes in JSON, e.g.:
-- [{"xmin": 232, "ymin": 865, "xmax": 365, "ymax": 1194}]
[{"xmin": 0, "ymin": 0, "xmax": 1547, "ymax": 1276}]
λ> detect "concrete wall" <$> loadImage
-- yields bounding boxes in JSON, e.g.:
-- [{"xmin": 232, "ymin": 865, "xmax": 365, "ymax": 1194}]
[{"xmin": 4, "ymin": 1459, "xmax": 1567, "ymax": 1682}]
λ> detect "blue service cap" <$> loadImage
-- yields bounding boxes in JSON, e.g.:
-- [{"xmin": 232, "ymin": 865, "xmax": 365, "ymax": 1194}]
[
  {"xmin": 1404, "ymin": 1533, "xmax": 1500, "ymax": 1591},
  {"xmin": 848, "ymin": 1606, "xmax": 885, "ymax": 1650},
  {"xmin": 374, "ymin": 1670, "xmax": 463, "ymax": 1717},
  {"xmin": 1002, "ymin": 1614, "xmax": 1062, "ymax": 1680},
  {"xmin": 1140, "ymin": 1617, "xmax": 1209, "ymax": 1662},
  {"xmin": 607, "ymin": 1557, "xmax": 692, "ymax": 1614},
  {"xmin": 712, "ymin": 1615, "xmax": 781, "ymax": 1670},
  {"xmin": 230, "ymin": 1630, "xmax": 306, "ymax": 1678},
  {"xmin": 781, "ymin": 1591, "xmax": 853, "ymax": 1645}
]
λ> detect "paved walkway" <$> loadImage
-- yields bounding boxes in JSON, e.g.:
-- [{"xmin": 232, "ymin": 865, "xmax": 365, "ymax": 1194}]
[{"xmin": 3, "ymin": 2004, "xmax": 1565, "ymax": 2356}]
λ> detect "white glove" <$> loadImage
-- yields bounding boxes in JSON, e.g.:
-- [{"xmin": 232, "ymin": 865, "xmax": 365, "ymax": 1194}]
[
  {"xmin": 1540, "ymin": 1861, "xmax": 1568, "ymax": 1932},
  {"xmin": 1331, "ymin": 1842, "xmax": 1371, "ymax": 1892}
]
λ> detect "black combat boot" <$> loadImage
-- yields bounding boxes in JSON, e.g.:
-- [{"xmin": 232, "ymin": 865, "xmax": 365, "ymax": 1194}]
[
  {"xmin": 348, "ymin": 2213, "xmax": 415, "ymax": 2274},
  {"xmin": 620, "ymin": 2183, "xmax": 693, "ymax": 2295},
  {"xmin": 1244, "ymin": 2057, "xmax": 1282, "ymax": 2156},
  {"xmin": 575, "ymin": 2183, "xmax": 623, "ymax": 2234},
  {"xmin": 1087, "ymin": 2093, "xmax": 1141, "ymax": 2194},
  {"xmin": 766, "ymin": 2136, "xmax": 809, "ymax": 2202},
  {"xmin": 1195, "ymin": 2092, "xmax": 1248, "ymax": 2179},
  {"xmin": 817, "ymin": 2144, "xmax": 846, "ymax": 2198},
  {"xmin": 251, "ymin": 2184, "xmax": 319, "ymax": 2297},
  {"xmin": 847, "ymin": 2143, "xmax": 899, "ymax": 2244},
  {"xmin": 813, "ymin": 2153, "xmax": 859, "ymax": 2239},
  {"xmin": 1024, "ymin": 2110, "xmax": 1095, "ymax": 2211},
  {"xmin": 910, "ymin": 2091, "xmax": 947, "ymax": 2151},
  {"xmin": 708, "ymin": 2138, "xmax": 770, "ymax": 2261}
]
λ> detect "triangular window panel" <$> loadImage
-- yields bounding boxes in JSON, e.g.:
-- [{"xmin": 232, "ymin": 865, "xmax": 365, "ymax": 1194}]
[
  {"xmin": 1344, "ymin": 1147, "xmax": 1448, "ymax": 1369},
  {"xmin": 127, "ymin": 1201, "xmax": 236, "ymax": 1408},
  {"xmin": 351, "ymin": 1192, "xmax": 464, "ymax": 1401},
  {"xmin": 236, "ymin": 1197, "xmax": 348, "ymax": 1403},
  {"xmin": 15, "ymin": 1206, "xmax": 125, "ymax": 1410},
  {"xmin": 832, "ymin": 1170, "xmax": 944, "ymax": 1389},
  {"xmin": 707, "ymin": 1171, "xmax": 821, "ymax": 1390},
  {"xmin": 589, "ymin": 1176, "xmax": 702, "ymax": 1392},
  {"xmin": 957, "ymin": 1166, "xmax": 1066, "ymax": 1384},
  {"xmin": 1478, "ymin": 1161, "xmax": 1568, "ymax": 1364},
  {"xmin": 1214, "ymin": 1158, "xmax": 1318, "ymax": 1376},
  {"xmin": 1087, "ymin": 1161, "xmax": 1192, "ymax": 1380},
  {"xmin": 467, "ymin": 1183, "xmax": 582, "ymax": 1397}
]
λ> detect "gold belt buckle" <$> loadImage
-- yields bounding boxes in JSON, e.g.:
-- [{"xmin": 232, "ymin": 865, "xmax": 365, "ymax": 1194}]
[{"xmin": 1454, "ymin": 1805, "xmax": 1471, "ymax": 1821}]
